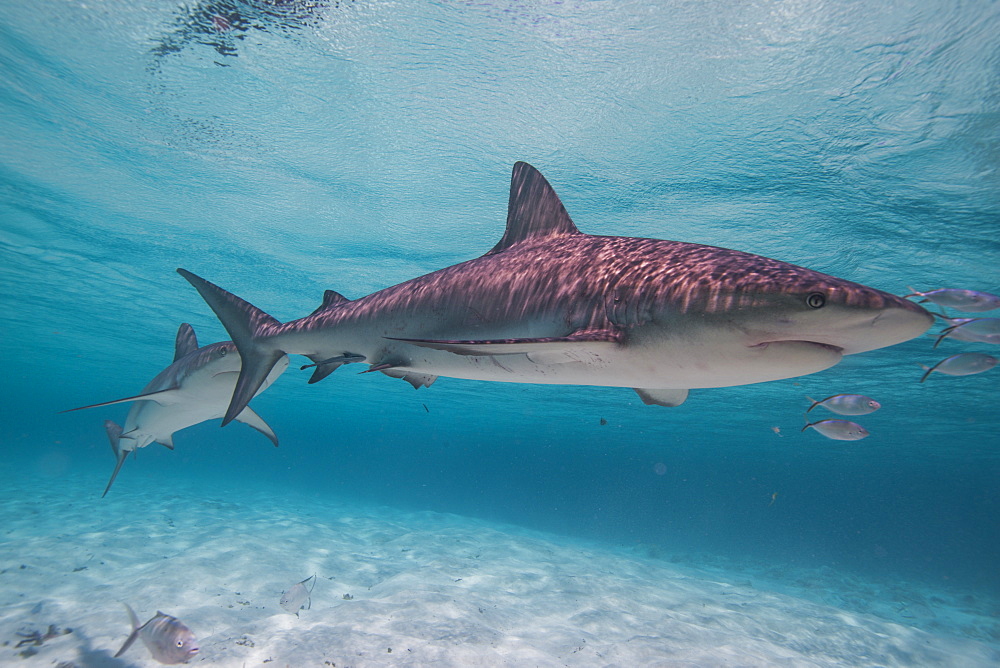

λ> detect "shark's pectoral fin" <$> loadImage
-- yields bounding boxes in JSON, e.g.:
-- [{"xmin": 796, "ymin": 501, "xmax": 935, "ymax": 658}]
[
  {"xmin": 634, "ymin": 388, "xmax": 690, "ymax": 407},
  {"xmin": 59, "ymin": 388, "xmax": 182, "ymax": 413},
  {"xmin": 378, "ymin": 367, "xmax": 438, "ymax": 389},
  {"xmin": 234, "ymin": 406, "xmax": 279, "ymax": 447},
  {"xmin": 388, "ymin": 329, "xmax": 622, "ymax": 360}
]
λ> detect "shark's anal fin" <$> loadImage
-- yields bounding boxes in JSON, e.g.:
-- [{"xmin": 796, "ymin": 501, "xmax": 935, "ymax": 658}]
[
  {"xmin": 60, "ymin": 388, "xmax": 182, "ymax": 413},
  {"xmin": 486, "ymin": 162, "xmax": 580, "ymax": 255},
  {"xmin": 234, "ymin": 406, "xmax": 280, "ymax": 446},
  {"xmin": 634, "ymin": 388, "xmax": 689, "ymax": 407},
  {"xmin": 174, "ymin": 323, "xmax": 199, "ymax": 362},
  {"xmin": 387, "ymin": 329, "xmax": 621, "ymax": 359}
]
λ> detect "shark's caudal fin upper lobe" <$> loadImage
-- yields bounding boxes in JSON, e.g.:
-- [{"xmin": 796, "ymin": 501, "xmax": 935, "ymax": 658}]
[{"xmin": 176, "ymin": 269, "xmax": 285, "ymax": 426}]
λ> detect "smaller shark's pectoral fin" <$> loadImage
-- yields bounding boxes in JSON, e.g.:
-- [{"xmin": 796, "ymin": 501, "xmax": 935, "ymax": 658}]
[
  {"xmin": 234, "ymin": 406, "xmax": 279, "ymax": 447},
  {"xmin": 634, "ymin": 388, "xmax": 690, "ymax": 407},
  {"xmin": 60, "ymin": 388, "xmax": 182, "ymax": 413},
  {"xmin": 388, "ymin": 329, "xmax": 622, "ymax": 360}
]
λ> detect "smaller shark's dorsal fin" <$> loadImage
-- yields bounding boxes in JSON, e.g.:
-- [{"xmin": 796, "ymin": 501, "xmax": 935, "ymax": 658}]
[
  {"xmin": 308, "ymin": 290, "xmax": 351, "ymax": 317},
  {"xmin": 174, "ymin": 323, "xmax": 199, "ymax": 362},
  {"xmin": 486, "ymin": 162, "xmax": 580, "ymax": 255}
]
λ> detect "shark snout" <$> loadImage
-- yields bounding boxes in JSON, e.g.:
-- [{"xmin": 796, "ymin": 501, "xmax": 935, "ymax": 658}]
[{"xmin": 838, "ymin": 296, "xmax": 933, "ymax": 354}]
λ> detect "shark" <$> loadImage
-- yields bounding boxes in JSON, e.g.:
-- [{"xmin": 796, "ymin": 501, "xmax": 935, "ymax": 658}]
[
  {"xmin": 177, "ymin": 162, "xmax": 932, "ymax": 425},
  {"xmin": 62, "ymin": 323, "xmax": 288, "ymax": 496}
]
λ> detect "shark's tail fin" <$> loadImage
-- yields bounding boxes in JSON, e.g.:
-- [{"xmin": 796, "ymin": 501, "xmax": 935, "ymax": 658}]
[
  {"xmin": 102, "ymin": 420, "xmax": 126, "ymax": 498},
  {"xmin": 177, "ymin": 269, "xmax": 286, "ymax": 426}
]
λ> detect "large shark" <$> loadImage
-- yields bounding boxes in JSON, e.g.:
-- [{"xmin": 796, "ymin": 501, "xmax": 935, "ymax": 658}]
[
  {"xmin": 62, "ymin": 323, "xmax": 288, "ymax": 496},
  {"xmin": 178, "ymin": 162, "xmax": 932, "ymax": 425}
]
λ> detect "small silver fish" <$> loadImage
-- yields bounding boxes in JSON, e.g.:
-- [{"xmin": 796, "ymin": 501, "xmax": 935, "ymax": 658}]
[
  {"xmin": 805, "ymin": 394, "xmax": 880, "ymax": 415},
  {"xmin": 920, "ymin": 352, "xmax": 998, "ymax": 383},
  {"xmin": 934, "ymin": 318, "xmax": 1000, "ymax": 347},
  {"xmin": 906, "ymin": 287, "xmax": 1000, "ymax": 312},
  {"xmin": 801, "ymin": 419, "xmax": 870, "ymax": 441},
  {"xmin": 115, "ymin": 604, "xmax": 198, "ymax": 665},
  {"xmin": 279, "ymin": 574, "xmax": 316, "ymax": 616}
]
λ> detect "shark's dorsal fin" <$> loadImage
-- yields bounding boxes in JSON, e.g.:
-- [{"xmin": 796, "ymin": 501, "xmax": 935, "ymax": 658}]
[
  {"xmin": 174, "ymin": 323, "xmax": 199, "ymax": 362},
  {"xmin": 486, "ymin": 162, "xmax": 580, "ymax": 255},
  {"xmin": 309, "ymin": 290, "xmax": 351, "ymax": 316}
]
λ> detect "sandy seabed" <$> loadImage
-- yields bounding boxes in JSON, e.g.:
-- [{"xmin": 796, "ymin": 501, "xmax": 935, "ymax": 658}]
[{"xmin": 1, "ymin": 469, "xmax": 997, "ymax": 667}]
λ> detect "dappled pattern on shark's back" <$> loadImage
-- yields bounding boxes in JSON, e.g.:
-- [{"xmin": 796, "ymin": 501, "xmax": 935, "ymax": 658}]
[
  {"xmin": 275, "ymin": 163, "xmax": 915, "ymax": 340},
  {"xmin": 310, "ymin": 233, "xmax": 907, "ymax": 332}
]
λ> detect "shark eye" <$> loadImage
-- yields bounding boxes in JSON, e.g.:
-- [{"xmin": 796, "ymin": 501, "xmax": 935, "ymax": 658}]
[
  {"xmin": 806, "ymin": 292, "xmax": 826, "ymax": 309},
  {"xmin": 219, "ymin": 349, "xmax": 227, "ymax": 357}
]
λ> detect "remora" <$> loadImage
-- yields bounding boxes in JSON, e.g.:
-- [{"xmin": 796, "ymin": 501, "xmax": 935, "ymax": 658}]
[{"xmin": 178, "ymin": 162, "xmax": 932, "ymax": 423}]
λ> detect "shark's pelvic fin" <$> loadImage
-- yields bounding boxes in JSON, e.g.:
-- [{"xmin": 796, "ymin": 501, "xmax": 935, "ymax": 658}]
[
  {"xmin": 633, "ymin": 388, "xmax": 690, "ymax": 407},
  {"xmin": 174, "ymin": 323, "xmax": 199, "ymax": 362},
  {"xmin": 60, "ymin": 388, "xmax": 182, "ymax": 413},
  {"xmin": 301, "ymin": 353, "xmax": 366, "ymax": 384},
  {"xmin": 177, "ymin": 268, "xmax": 285, "ymax": 426},
  {"xmin": 102, "ymin": 420, "xmax": 127, "ymax": 498},
  {"xmin": 234, "ymin": 406, "xmax": 280, "ymax": 446},
  {"xmin": 486, "ymin": 162, "xmax": 580, "ymax": 255}
]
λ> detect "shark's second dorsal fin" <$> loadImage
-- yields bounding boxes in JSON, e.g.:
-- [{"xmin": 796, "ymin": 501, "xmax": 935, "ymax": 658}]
[
  {"xmin": 174, "ymin": 323, "xmax": 199, "ymax": 362},
  {"xmin": 486, "ymin": 162, "xmax": 580, "ymax": 255},
  {"xmin": 309, "ymin": 290, "xmax": 351, "ymax": 317}
]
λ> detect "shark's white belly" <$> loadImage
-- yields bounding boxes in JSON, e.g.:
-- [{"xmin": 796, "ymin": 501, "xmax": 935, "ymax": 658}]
[
  {"xmin": 123, "ymin": 378, "xmax": 235, "ymax": 446},
  {"xmin": 375, "ymin": 335, "xmax": 844, "ymax": 389},
  {"xmin": 121, "ymin": 362, "xmax": 285, "ymax": 447}
]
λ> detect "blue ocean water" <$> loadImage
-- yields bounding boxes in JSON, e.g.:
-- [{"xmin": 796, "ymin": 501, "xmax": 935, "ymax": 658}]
[{"xmin": 1, "ymin": 0, "xmax": 998, "ymax": 654}]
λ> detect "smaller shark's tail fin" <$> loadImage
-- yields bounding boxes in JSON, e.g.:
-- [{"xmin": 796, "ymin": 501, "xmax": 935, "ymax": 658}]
[
  {"xmin": 102, "ymin": 420, "xmax": 126, "ymax": 498},
  {"xmin": 177, "ymin": 269, "xmax": 285, "ymax": 426}
]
